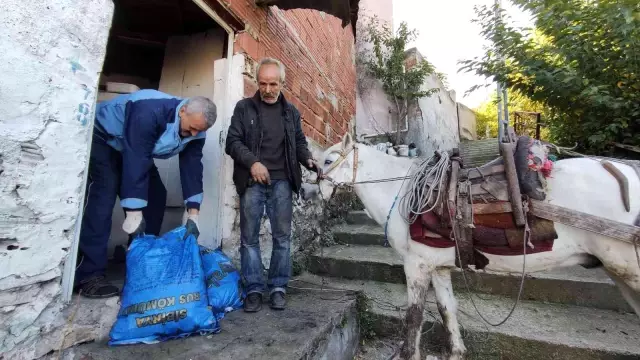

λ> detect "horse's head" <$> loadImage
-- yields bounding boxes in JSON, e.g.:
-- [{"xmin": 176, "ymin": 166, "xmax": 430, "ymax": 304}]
[{"xmin": 313, "ymin": 132, "xmax": 358, "ymax": 201}]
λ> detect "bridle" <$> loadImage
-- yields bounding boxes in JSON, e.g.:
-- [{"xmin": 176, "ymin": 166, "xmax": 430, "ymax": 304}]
[{"xmin": 322, "ymin": 143, "xmax": 359, "ymax": 188}]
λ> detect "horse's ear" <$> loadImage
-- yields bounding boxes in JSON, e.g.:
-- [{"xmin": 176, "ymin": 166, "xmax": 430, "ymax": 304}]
[{"xmin": 341, "ymin": 132, "xmax": 354, "ymax": 149}]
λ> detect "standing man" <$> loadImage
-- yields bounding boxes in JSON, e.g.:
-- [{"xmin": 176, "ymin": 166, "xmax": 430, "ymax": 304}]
[
  {"xmin": 226, "ymin": 58, "xmax": 320, "ymax": 311},
  {"xmin": 76, "ymin": 89, "xmax": 217, "ymax": 298}
]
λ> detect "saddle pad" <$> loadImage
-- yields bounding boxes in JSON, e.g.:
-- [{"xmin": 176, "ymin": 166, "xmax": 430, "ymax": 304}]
[
  {"xmin": 474, "ymin": 213, "xmax": 515, "ymax": 229},
  {"xmin": 410, "ymin": 210, "xmax": 558, "ymax": 259}
]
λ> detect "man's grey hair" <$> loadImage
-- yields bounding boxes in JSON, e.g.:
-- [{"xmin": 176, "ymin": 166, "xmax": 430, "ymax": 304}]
[
  {"xmin": 256, "ymin": 57, "xmax": 286, "ymax": 84},
  {"xmin": 185, "ymin": 96, "xmax": 217, "ymax": 128}
]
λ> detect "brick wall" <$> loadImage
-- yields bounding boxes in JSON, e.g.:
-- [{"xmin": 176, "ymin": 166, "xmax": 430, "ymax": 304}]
[{"xmin": 224, "ymin": 0, "xmax": 356, "ymax": 146}]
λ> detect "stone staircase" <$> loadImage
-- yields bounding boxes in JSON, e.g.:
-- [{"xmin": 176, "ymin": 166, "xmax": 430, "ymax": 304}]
[{"xmin": 302, "ymin": 210, "xmax": 640, "ymax": 359}]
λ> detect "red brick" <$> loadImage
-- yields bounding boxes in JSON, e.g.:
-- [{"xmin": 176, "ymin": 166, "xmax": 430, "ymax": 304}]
[
  {"xmin": 282, "ymin": 88, "xmax": 293, "ymax": 101},
  {"xmin": 329, "ymin": 119, "xmax": 341, "ymax": 135},
  {"xmin": 330, "ymin": 105, "xmax": 340, "ymax": 119},
  {"xmin": 302, "ymin": 108, "xmax": 313, "ymax": 124},
  {"xmin": 311, "ymin": 99, "xmax": 323, "ymax": 115},
  {"xmin": 300, "ymin": 88, "xmax": 310, "ymax": 103},
  {"xmin": 223, "ymin": 1, "xmax": 355, "ymax": 146},
  {"xmin": 285, "ymin": 73, "xmax": 294, "ymax": 91},
  {"xmin": 235, "ymin": 32, "xmax": 259, "ymax": 61},
  {"xmin": 302, "ymin": 122, "xmax": 313, "ymax": 137},
  {"xmin": 313, "ymin": 114, "xmax": 323, "ymax": 132},
  {"xmin": 313, "ymin": 129, "xmax": 326, "ymax": 144},
  {"xmin": 288, "ymin": 96, "xmax": 300, "ymax": 111},
  {"xmin": 292, "ymin": 79, "xmax": 301, "ymax": 97},
  {"xmin": 322, "ymin": 109, "xmax": 330, "ymax": 123}
]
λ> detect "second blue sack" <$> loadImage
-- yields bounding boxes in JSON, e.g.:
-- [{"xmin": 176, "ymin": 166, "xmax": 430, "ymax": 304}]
[{"xmin": 200, "ymin": 246, "xmax": 245, "ymax": 318}]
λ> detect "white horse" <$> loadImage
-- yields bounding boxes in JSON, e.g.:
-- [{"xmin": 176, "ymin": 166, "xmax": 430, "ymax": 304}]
[{"xmin": 313, "ymin": 133, "xmax": 640, "ymax": 360}]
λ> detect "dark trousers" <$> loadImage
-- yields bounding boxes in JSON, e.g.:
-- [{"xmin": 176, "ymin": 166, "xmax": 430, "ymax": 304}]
[
  {"xmin": 239, "ymin": 180, "xmax": 293, "ymax": 295},
  {"xmin": 75, "ymin": 133, "xmax": 167, "ymax": 284}
]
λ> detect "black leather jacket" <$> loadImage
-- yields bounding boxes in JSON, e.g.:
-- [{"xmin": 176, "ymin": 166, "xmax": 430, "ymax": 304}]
[{"xmin": 225, "ymin": 91, "xmax": 313, "ymax": 195}]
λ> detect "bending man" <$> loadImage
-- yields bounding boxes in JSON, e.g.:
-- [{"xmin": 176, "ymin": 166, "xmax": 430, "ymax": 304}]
[{"xmin": 76, "ymin": 89, "xmax": 217, "ymax": 298}]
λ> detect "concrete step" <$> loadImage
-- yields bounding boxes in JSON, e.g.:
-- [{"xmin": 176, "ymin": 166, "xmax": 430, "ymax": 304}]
[
  {"xmin": 346, "ymin": 210, "xmax": 378, "ymax": 226},
  {"xmin": 334, "ymin": 224, "xmax": 385, "ymax": 246},
  {"xmin": 460, "ymin": 138, "xmax": 501, "ymax": 168},
  {"xmin": 294, "ymin": 273, "xmax": 640, "ymax": 360},
  {"xmin": 46, "ymin": 290, "xmax": 359, "ymax": 360},
  {"xmin": 355, "ymin": 337, "xmax": 439, "ymax": 360},
  {"xmin": 308, "ymin": 245, "xmax": 632, "ymax": 312}
]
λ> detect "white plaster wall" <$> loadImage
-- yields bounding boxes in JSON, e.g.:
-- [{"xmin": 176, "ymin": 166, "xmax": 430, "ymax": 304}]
[
  {"xmin": 457, "ymin": 102, "xmax": 478, "ymax": 141},
  {"xmin": 406, "ymin": 73, "xmax": 460, "ymax": 157},
  {"xmin": 355, "ymin": 0, "xmax": 395, "ymax": 137},
  {"xmin": 0, "ymin": 1, "xmax": 113, "ymax": 359}
]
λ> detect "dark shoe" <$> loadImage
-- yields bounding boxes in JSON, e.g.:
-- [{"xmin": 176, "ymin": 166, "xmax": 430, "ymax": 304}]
[
  {"xmin": 244, "ymin": 293, "xmax": 263, "ymax": 313},
  {"xmin": 77, "ymin": 275, "xmax": 119, "ymax": 298},
  {"xmin": 270, "ymin": 291, "xmax": 286, "ymax": 310}
]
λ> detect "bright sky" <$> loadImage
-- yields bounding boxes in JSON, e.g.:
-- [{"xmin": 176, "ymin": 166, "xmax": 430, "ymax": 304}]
[{"xmin": 392, "ymin": 0, "xmax": 533, "ymax": 109}]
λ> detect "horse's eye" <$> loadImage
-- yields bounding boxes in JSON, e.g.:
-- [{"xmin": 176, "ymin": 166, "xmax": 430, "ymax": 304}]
[{"xmin": 325, "ymin": 159, "xmax": 332, "ymax": 165}]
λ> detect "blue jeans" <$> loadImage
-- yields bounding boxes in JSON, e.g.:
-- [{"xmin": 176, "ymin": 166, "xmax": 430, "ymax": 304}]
[
  {"xmin": 75, "ymin": 133, "xmax": 167, "ymax": 285},
  {"xmin": 239, "ymin": 180, "xmax": 293, "ymax": 296}
]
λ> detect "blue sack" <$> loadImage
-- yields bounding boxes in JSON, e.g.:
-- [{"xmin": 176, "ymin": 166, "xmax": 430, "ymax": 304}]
[
  {"xmin": 199, "ymin": 246, "xmax": 244, "ymax": 318},
  {"xmin": 109, "ymin": 227, "xmax": 219, "ymax": 345}
]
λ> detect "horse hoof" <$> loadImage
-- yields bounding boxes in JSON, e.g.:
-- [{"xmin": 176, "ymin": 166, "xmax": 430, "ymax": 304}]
[{"xmin": 447, "ymin": 349, "xmax": 466, "ymax": 360}]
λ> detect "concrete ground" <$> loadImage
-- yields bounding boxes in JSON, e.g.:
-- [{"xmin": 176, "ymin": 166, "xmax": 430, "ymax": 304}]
[
  {"xmin": 44, "ymin": 289, "xmax": 358, "ymax": 360},
  {"xmin": 296, "ymin": 273, "xmax": 640, "ymax": 360},
  {"xmin": 354, "ymin": 338, "xmax": 440, "ymax": 360}
]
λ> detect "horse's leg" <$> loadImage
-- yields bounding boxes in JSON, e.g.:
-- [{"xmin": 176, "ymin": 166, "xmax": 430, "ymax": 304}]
[
  {"xmin": 604, "ymin": 268, "xmax": 640, "ymax": 316},
  {"xmin": 395, "ymin": 256, "xmax": 432, "ymax": 360},
  {"xmin": 432, "ymin": 268, "xmax": 466, "ymax": 360}
]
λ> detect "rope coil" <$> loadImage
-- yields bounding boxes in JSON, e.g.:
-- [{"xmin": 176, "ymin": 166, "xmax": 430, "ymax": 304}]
[{"xmin": 398, "ymin": 151, "xmax": 451, "ymax": 225}]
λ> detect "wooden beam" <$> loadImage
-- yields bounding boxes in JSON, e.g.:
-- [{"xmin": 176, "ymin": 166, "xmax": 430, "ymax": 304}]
[
  {"xmin": 601, "ymin": 160, "xmax": 630, "ymax": 212},
  {"xmin": 448, "ymin": 160, "xmax": 460, "ymax": 207},
  {"xmin": 529, "ymin": 200, "xmax": 640, "ymax": 245},
  {"xmin": 199, "ymin": 0, "xmax": 245, "ymax": 32},
  {"xmin": 473, "ymin": 202, "xmax": 513, "ymax": 215},
  {"xmin": 500, "ymin": 142, "xmax": 525, "ymax": 226},
  {"xmin": 112, "ymin": 30, "xmax": 166, "ymax": 48},
  {"xmin": 461, "ymin": 164, "xmax": 505, "ymax": 180},
  {"xmin": 614, "ymin": 142, "xmax": 640, "ymax": 154}
]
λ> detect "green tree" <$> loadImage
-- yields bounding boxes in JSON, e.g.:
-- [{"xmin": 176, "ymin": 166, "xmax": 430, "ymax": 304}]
[
  {"xmin": 461, "ymin": 0, "xmax": 640, "ymax": 153},
  {"xmin": 359, "ymin": 17, "xmax": 438, "ymax": 145},
  {"xmin": 474, "ymin": 92, "xmax": 552, "ymax": 140}
]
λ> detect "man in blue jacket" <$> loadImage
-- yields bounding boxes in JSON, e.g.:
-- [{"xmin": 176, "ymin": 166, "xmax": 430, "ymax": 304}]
[{"xmin": 76, "ymin": 89, "xmax": 217, "ymax": 298}]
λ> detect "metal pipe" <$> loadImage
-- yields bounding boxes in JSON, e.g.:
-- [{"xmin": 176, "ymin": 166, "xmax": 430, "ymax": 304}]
[
  {"xmin": 497, "ymin": 83, "xmax": 503, "ymax": 143},
  {"xmin": 502, "ymin": 87, "xmax": 510, "ymax": 141},
  {"xmin": 494, "ymin": 0, "xmax": 510, "ymax": 142}
]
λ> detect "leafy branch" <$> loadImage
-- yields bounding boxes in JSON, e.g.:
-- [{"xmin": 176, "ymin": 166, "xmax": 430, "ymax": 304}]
[
  {"xmin": 359, "ymin": 17, "xmax": 438, "ymax": 145},
  {"xmin": 460, "ymin": 0, "xmax": 640, "ymax": 153}
]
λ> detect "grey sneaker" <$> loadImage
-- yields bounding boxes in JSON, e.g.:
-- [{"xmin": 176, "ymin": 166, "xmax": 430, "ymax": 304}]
[{"xmin": 270, "ymin": 291, "xmax": 286, "ymax": 310}]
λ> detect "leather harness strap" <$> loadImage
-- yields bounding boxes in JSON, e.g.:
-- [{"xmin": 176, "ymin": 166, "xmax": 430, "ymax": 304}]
[
  {"xmin": 323, "ymin": 144, "xmax": 358, "ymax": 186},
  {"xmin": 631, "ymin": 163, "xmax": 640, "ymax": 222}
]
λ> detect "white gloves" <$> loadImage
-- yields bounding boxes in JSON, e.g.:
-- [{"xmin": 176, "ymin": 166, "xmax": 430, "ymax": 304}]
[
  {"xmin": 122, "ymin": 211, "xmax": 144, "ymax": 235},
  {"xmin": 182, "ymin": 210, "xmax": 200, "ymax": 239},
  {"xmin": 182, "ymin": 211, "xmax": 199, "ymax": 228}
]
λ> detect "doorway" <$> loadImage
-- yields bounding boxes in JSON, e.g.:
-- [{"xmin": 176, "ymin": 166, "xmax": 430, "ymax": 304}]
[{"xmin": 62, "ymin": 0, "xmax": 238, "ymax": 301}]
